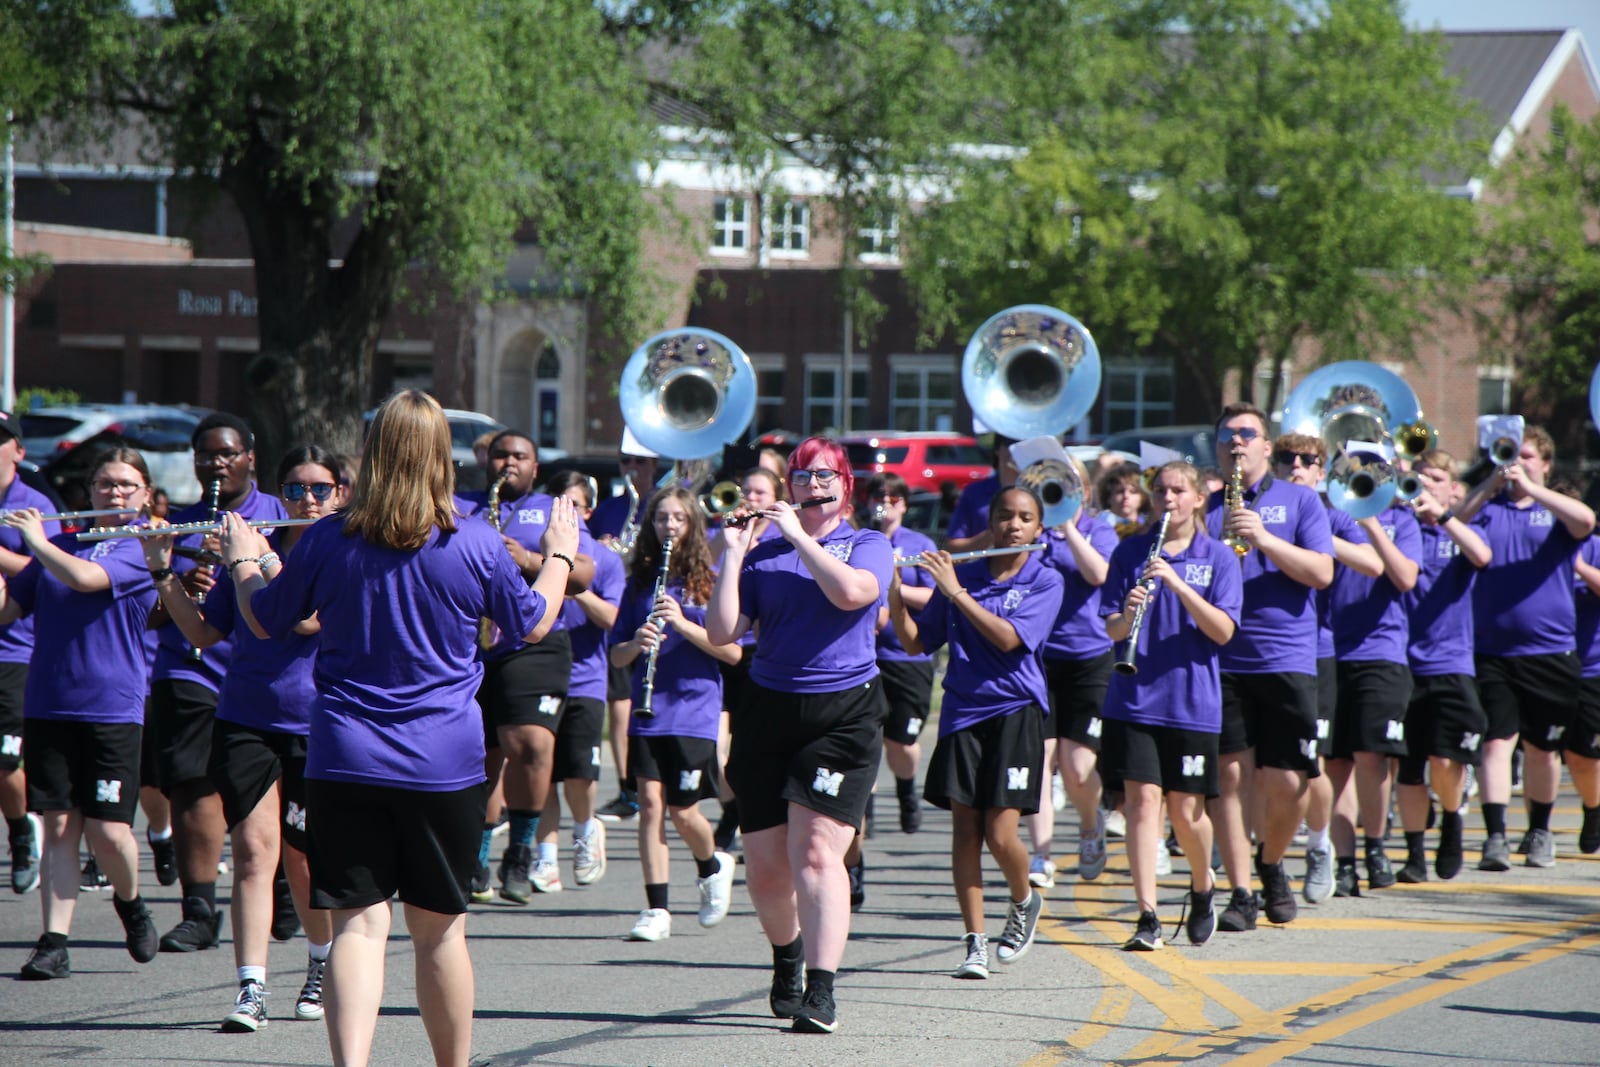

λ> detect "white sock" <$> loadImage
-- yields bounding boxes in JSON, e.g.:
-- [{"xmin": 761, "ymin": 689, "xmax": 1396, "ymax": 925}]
[
  {"xmin": 537, "ymin": 842, "xmax": 558, "ymax": 865},
  {"xmin": 572, "ymin": 818, "xmax": 597, "ymax": 841},
  {"xmin": 308, "ymin": 940, "xmax": 331, "ymax": 962},
  {"xmin": 147, "ymin": 825, "xmax": 173, "ymax": 842},
  {"xmin": 1307, "ymin": 827, "xmax": 1331, "ymax": 853},
  {"xmin": 238, "ymin": 964, "xmax": 266, "ymax": 985}
]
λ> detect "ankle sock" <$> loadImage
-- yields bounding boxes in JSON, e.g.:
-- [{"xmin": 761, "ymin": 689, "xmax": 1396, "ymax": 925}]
[
  {"xmin": 645, "ymin": 882, "xmax": 669, "ymax": 910},
  {"xmin": 509, "ymin": 810, "xmax": 538, "ymax": 849}
]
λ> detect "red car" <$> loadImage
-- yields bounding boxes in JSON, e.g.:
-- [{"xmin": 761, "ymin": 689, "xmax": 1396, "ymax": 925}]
[{"xmin": 841, "ymin": 432, "xmax": 994, "ymax": 500}]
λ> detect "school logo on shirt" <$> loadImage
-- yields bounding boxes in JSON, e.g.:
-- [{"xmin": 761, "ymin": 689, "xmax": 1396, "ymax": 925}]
[
  {"xmin": 1384, "ymin": 720, "xmax": 1405, "ymax": 742},
  {"xmin": 679, "ymin": 769, "xmax": 703, "ymax": 791},
  {"xmin": 1529, "ymin": 509, "xmax": 1553, "ymax": 527},
  {"xmin": 1437, "ymin": 538, "xmax": 1459, "ymax": 559},
  {"xmin": 1260, "ymin": 505, "xmax": 1287, "ymax": 526},
  {"xmin": 95, "ymin": 778, "xmax": 122, "ymax": 804},
  {"xmin": 1181, "ymin": 754, "xmax": 1206, "ymax": 778},
  {"xmin": 1460, "ymin": 732, "xmax": 1481, "ymax": 753},
  {"xmin": 1382, "ymin": 524, "xmax": 1397, "ymax": 540},
  {"xmin": 0, "ymin": 733, "xmax": 19, "ymax": 758},
  {"xmin": 823, "ymin": 541, "xmax": 855, "ymax": 563},
  {"xmin": 284, "ymin": 801, "xmax": 306, "ymax": 833},
  {"xmin": 1087, "ymin": 717, "xmax": 1102, "ymax": 739},
  {"xmin": 537, "ymin": 695, "xmax": 562, "ymax": 717},
  {"xmin": 1002, "ymin": 589, "xmax": 1027, "ymax": 613},
  {"xmin": 1184, "ymin": 564, "xmax": 1213, "ymax": 588},
  {"xmin": 518, "ymin": 508, "xmax": 546, "ymax": 526},
  {"xmin": 91, "ymin": 541, "xmax": 117, "ymax": 561},
  {"xmin": 811, "ymin": 767, "xmax": 844, "ymax": 797},
  {"xmin": 1006, "ymin": 767, "xmax": 1030, "ymax": 791},
  {"xmin": 903, "ymin": 716, "xmax": 924, "ymax": 740}
]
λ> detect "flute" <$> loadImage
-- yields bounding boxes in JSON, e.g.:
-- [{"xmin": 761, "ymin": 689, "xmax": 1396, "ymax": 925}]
[
  {"xmin": 724, "ymin": 495, "xmax": 836, "ymax": 528},
  {"xmin": 0, "ymin": 507, "xmax": 139, "ymax": 523},
  {"xmin": 636, "ymin": 536, "xmax": 674, "ymax": 720},
  {"xmin": 77, "ymin": 517, "xmax": 319, "ymax": 542},
  {"xmin": 894, "ymin": 543, "xmax": 1047, "ymax": 567}
]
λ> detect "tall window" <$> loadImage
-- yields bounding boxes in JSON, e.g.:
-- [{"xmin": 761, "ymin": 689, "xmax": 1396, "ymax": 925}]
[
  {"xmin": 712, "ymin": 197, "xmax": 750, "ymax": 253},
  {"xmin": 804, "ymin": 358, "xmax": 870, "ymax": 435},
  {"xmin": 1102, "ymin": 360, "xmax": 1174, "ymax": 435},
  {"xmin": 857, "ymin": 211, "xmax": 900, "ymax": 262},
  {"xmin": 889, "ymin": 356, "xmax": 957, "ymax": 431},
  {"xmin": 753, "ymin": 355, "xmax": 786, "ymax": 435},
  {"xmin": 1478, "ymin": 367, "xmax": 1512, "ymax": 414},
  {"xmin": 768, "ymin": 199, "xmax": 810, "ymax": 256},
  {"xmin": 1253, "ymin": 363, "xmax": 1291, "ymax": 421}
]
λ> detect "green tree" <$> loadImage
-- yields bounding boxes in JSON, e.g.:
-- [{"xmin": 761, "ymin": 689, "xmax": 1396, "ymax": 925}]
[
  {"xmin": 6, "ymin": 0, "xmax": 663, "ymax": 458},
  {"xmin": 1481, "ymin": 102, "xmax": 1600, "ymax": 454},
  {"xmin": 909, "ymin": 0, "xmax": 1485, "ymax": 423}
]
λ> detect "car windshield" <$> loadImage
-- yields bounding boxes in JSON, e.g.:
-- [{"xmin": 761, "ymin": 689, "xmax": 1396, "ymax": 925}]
[{"xmin": 20, "ymin": 415, "xmax": 83, "ymax": 439}]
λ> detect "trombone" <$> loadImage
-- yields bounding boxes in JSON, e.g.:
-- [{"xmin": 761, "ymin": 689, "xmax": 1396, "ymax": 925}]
[{"xmin": 77, "ymin": 517, "xmax": 319, "ymax": 542}]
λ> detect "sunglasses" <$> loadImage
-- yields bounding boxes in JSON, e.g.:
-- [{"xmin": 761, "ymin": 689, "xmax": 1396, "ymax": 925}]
[
  {"xmin": 1218, "ymin": 427, "xmax": 1263, "ymax": 444},
  {"xmin": 791, "ymin": 469, "xmax": 841, "ymax": 486},
  {"xmin": 870, "ymin": 493, "xmax": 902, "ymax": 503},
  {"xmin": 282, "ymin": 482, "xmax": 338, "ymax": 503},
  {"xmin": 1274, "ymin": 450, "xmax": 1322, "ymax": 468}
]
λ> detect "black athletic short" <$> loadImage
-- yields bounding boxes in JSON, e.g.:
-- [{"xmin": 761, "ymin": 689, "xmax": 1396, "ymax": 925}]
[
  {"xmin": 0, "ymin": 663, "xmax": 28, "ymax": 773},
  {"xmin": 878, "ymin": 658, "xmax": 935, "ymax": 746},
  {"xmin": 553, "ymin": 696, "xmax": 605, "ymax": 781},
  {"xmin": 1102, "ymin": 717, "xmax": 1220, "ymax": 798},
  {"xmin": 923, "ymin": 705, "xmax": 1045, "ymax": 814},
  {"xmin": 479, "ymin": 634, "xmax": 572, "ymax": 745},
  {"xmin": 305, "ymin": 777, "xmax": 487, "ymax": 915},
  {"xmin": 1330, "ymin": 660, "xmax": 1413, "ymax": 760},
  {"xmin": 1315, "ymin": 656, "xmax": 1337, "ymax": 758},
  {"xmin": 1566, "ymin": 675, "xmax": 1600, "ymax": 760},
  {"xmin": 629, "ymin": 733, "xmax": 721, "ymax": 808},
  {"xmin": 1398, "ymin": 673, "xmax": 1487, "ymax": 785},
  {"xmin": 149, "ymin": 678, "xmax": 220, "ymax": 793},
  {"xmin": 24, "ymin": 718, "xmax": 142, "ymax": 823},
  {"xmin": 718, "ymin": 645, "xmax": 756, "ymax": 725},
  {"xmin": 208, "ymin": 717, "xmax": 309, "ymax": 852},
  {"xmin": 1476, "ymin": 652, "xmax": 1581, "ymax": 751},
  {"xmin": 1218, "ymin": 671, "xmax": 1321, "ymax": 777},
  {"xmin": 1045, "ymin": 651, "xmax": 1113, "ymax": 749},
  {"xmin": 726, "ymin": 678, "xmax": 886, "ymax": 834},
  {"xmin": 607, "ymin": 660, "xmax": 633, "ymax": 704}
]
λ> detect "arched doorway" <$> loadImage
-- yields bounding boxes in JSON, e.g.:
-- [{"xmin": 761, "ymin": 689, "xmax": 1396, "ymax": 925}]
[
  {"xmin": 534, "ymin": 343, "xmax": 560, "ymax": 449},
  {"xmin": 498, "ymin": 330, "xmax": 561, "ymax": 447}
]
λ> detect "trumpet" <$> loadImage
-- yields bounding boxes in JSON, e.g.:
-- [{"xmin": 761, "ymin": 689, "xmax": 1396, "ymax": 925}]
[
  {"xmin": 636, "ymin": 536, "xmax": 674, "ymax": 720},
  {"xmin": 1114, "ymin": 510, "xmax": 1173, "ymax": 676},
  {"xmin": 894, "ymin": 543, "xmax": 1046, "ymax": 568},
  {"xmin": 77, "ymin": 517, "xmax": 319, "ymax": 542},
  {"xmin": 704, "ymin": 480, "xmax": 743, "ymax": 517},
  {"xmin": 0, "ymin": 507, "xmax": 139, "ymax": 524}
]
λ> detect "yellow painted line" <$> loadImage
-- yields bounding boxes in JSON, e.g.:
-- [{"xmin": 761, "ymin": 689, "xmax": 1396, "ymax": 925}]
[
  {"xmin": 1193, "ymin": 961, "xmax": 1382, "ymax": 977},
  {"xmin": 1041, "ymin": 914, "xmax": 1214, "ymax": 1031},
  {"xmin": 1288, "ymin": 916, "xmax": 1583, "ymax": 935}
]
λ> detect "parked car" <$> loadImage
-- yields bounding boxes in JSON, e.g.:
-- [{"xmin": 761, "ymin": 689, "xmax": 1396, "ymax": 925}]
[
  {"xmin": 840, "ymin": 431, "xmax": 994, "ymax": 501},
  {"xmin": 1099, "ymin": 425, "xmax": 1218, "ymax": 467},
  {"xmin": 23, "ymin": 403, "xmax": 210, "ymax": 506}
]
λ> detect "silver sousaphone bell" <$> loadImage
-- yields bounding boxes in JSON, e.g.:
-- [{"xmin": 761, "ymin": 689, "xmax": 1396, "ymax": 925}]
[
  {"xmin": 961, "ymin": 305, "xmax": 1102, "ymax": 440},
  {"xmin": 619, "ymin": 327, "xmax": 757, "ymax": 475}
]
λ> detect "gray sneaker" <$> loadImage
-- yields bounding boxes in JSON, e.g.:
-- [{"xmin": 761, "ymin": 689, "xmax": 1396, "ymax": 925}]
[
  {"xmin": 1524, "ymin": 827, "xmax": 1556, "ymax": 868},
  {"xmin": 1079, "ymin": 816, "xmax": 1107, "ymax": 882},
  {"xmin": 994, "ymin": 890, "xmax": 1043, "ymax": 963},
  {"xmin": 1302, "ymin": 846, "xmax": 1333, "ymax": 904},
  {"xmin": 222, "ymin": 980, "xmax": 269, "ymax": 1032},
  {"xmin": 1478, "ymin": 832, "xmax": 1512, "ymax": 872},
  {"xmin": 955, "ymin": 932, "xmax": 989, "ymax": 979}
]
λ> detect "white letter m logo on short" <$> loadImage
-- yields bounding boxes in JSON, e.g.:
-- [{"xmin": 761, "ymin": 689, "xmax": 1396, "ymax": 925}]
[
  {"xmin": 95, "ymin": 779, "xmax": 122, "ymax": 804},
  {"xmin": 679, "ymin": 769, "xmax": 703, "ymax": 791},
  {"xmin": 811, "ymin": 768, "xmax": 844, "ymax": 797},
  {"xmin": 1181, "ymin": 754, "xmax": 1206, "ymax": 778},
  {"xmin": 0, "ymin": 733, "xmax": 20, "ymax": 758},
  {"xmin": 1007, "ymin": 767, "xmax": 1029, "ymax": 791}
]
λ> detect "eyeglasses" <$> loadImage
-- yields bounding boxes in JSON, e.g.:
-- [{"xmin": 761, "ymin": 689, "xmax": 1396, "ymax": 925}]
[
  {"xmin": 1274, "ymin": 450, "xmax": 1322, "ymax": 468},
  {"xmin": 282, "ymin": 482, "xmax": 337, "ymax": 503},
  {"xmin": 870, "ymin": 493, "xmax": 901, "ymax": 503},
  {"xmin": 791, "ymin": 468, "xmax": 841, "ymax": 486},
  {"xmin": 1218, "ymin": 427, "xmax": 1263, "ymax": 444},
  {"xmin": 92, "ymin": 479, "xmax": 147, "ymax": 494},
  {"xmin": 195, "ymin": 448, "xmax": 246, "ymax": 464}
]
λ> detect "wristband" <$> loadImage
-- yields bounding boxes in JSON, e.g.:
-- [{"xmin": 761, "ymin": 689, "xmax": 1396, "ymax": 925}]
[
  {"xmin": 227, "ymin": 557, "xmax": 256, "ymax": 571},
  {"xmin": 548, "ymin": 551, "xmax": 576, "ymax": 571},
  {"xmin": 258, "ymin": 552, "xmax": 282, "ymax": 570},
  {"xmin": 150, "ymin": 567, "xmax": 175, "ymax": 583},
  {"xmin": 1438, "ymin": 508, "xmax": 1456, "ymax": 525}
]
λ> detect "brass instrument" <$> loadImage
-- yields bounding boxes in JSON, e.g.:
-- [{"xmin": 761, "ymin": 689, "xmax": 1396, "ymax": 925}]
[
  {"xmin": 477, "ymin": 472, "xmax": 510, "ymax": 651},
  {"xmin": 961, "ymin": 305, "xmax": 1102, "ymax": 438},
  {"xmin": 77, "ymin": 517, "xmax": 318, "ymax": 542},
  {"xmin": 1016, "ymin": 458, "xmax": 1083, "ymax": 528},
  {"xmin": 611, "ymin": 475, "xmax": 643, "ymax": 557},
  {"xmin": 618, "ymin": 327, "xmax": 756, "ymax": 461},
  {"xmin": 1221, "ymin": 464, "xmax": 1250, "ymax": 557},
  {"xmin": 1488, "ymin": 428, "xmax": 1522, "ymax": 466},
  {"xmin": 894, "ymin": 543, "xmax": 1046, "ymax": 568},
  {"xmin": 1114, "ymin": 509, "xmax": 1173, "ymax": 676},
  {"xmin": 636, "ymin": 536, "xmax": 674, "ymax": 719},
  {"xmin": 704, "ymin": 480, "xmax": 743, "ymax": 517}
]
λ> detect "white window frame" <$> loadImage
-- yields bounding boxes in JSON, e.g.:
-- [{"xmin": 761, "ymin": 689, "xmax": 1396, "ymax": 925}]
[
  {"xmin": 752, "ymin": 353, "xmax": 786, "ymax": 436},
  {"xmin": 1102, "ymin": 359, "xmax": 1175, "ymax": 435},
  {"xmin": 767, "ymin": 199, "xmax": 811, "ymax": 259},
  {"xmin": 888, "ymin": 354, "xmax": 958, "ymax": 432},
  {"xmin": 802, "ymin": 354, "xmax": 870, "ymax": 435},
  {"xmin": 1477, "ymin": 364, "xmax": 1513, "ymax": 415},
  {"xmin": 857, "ymin": 211, "xmax": 900, "ymax": 264},
  {"xmin": 711, "ymin": 196, "xmax": 751, "ymax": 255}
]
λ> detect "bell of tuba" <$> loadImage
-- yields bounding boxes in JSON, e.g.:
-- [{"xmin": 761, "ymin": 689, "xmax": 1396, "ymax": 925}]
[
  {"xmin": 619, "ymin": 327, "xmax": 757, "ymax": 461},
  {"xmin": 1279, "ymin": 361, "xmax": 1429, "ymax": 461},
  {"xmin": 962, "ymin": 305, "xmax": 1102, "ymax": 439},
  {"xmin": 1325, "ymin": 448, "xmax": 1400, "ymax": 520},
  {"xmin": 1016, "ymin": 458, "xmax": 1084, "ymax": 528}
]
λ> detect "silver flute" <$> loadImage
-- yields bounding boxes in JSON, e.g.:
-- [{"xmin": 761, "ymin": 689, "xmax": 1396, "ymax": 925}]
[
  {"xmin": 636, "ymin": 536, "xmax": 674, "ymax": 719},
  {"xmin": 77, "ymin": 517, "xmax": 318, "ymax": 542},
  {"xmin": 0, "ymin": 507, "xmax": 138, "ymax": 523},
  {"xmin": 894, "ymin": 543, "xmax": 1046, "ymax": 568},
  {"xmin": 1113, "ymin": 510, "xmax": 1173, "ymax": 676}
]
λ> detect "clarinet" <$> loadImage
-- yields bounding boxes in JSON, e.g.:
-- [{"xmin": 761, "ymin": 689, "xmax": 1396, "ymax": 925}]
[
  {"xmin": 1113, "ymin": 509, "xmax": 1172, "ymax": 677},
  {"xmin": 186, "ymin": 478, "xmax": 223, "ymax": 662},
  {"xmin": 636, "ymin": 536, "xmax": 674, "ymax": 719}
]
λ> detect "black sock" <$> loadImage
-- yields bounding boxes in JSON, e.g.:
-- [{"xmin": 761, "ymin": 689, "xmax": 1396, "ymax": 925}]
[
  {"xmin": 114, "ymin": 892, "xmax": 144, "ymax": 916},
  {"xmin": 895, "ymin": 776, "xmax": 916, "ymax": 800},
  {"xmin": 773, "ymin": 935, "xmax": 804, "ymax": 966},
  {"xmin": 1364, "ymin": 836, "xmax": 1385, "ymax": 855},
  {"xmin": 183, "ymin": 881, "xmax": 217, "ymax": 910},
  {"xmin": 1483, "ymin": 802, "xmax": 1507, "ymax": 836},
  {"xmin": 6, "ymin": 815, "xmax": 29, "ymax": 837},
  {"xmin": 805, "ymin": 968, "xmax": 835, "ymax": 995},
  {"xmin": 694, "ymin": 855, "xmax": 719, "ymax": 880},
  {"xmin": 1336, "ymin": 855, "xmax": 1357, "ymax": 867},
  {"xmin": 645, "ymin": 882, "xmax": 669, "ymax": 911},
  {"xmin": 41, "ymin": 931, "xmax": 67, "ymax": 951},
  {"xmin": 1529, "ymin": 800, "xmax": 1553, "ymax": 832},
  {"xmin": 1404, "ymin": 831, "xmax": 1426, "ymax": 858},
  {"xmin": 1441, "ymin": 806, "xmax": 1463, "ymax": 823}
]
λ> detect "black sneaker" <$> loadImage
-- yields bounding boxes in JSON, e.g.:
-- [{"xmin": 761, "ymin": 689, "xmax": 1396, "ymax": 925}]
[
  {"xmin": 270, "ymin": 870, "xmax": 300, "ymax": 941},
  {"xmin": 1334, "ymin": 858, "xmax": 1361, "ymax": 897},
  {"xmin": 1123, "ymin": 909, "xmax": 1162, "ymax": 951},
  {"xmin": 222, "ymin": 980, "xmax": 270, "ymax": 1032},
  {"xmin": 596, "ymin": 791, "xmax": 639, "ymax": 823},
  {"xmin": 1582, "ymin": 807, "xmax": 1600, "ymax": 855},
  {"xmin": 791, "ymin": 984, "xmax": 838, "ymax": 1033},
  {"xmin": 1396, "ymin": 852, "xmax": 1429, "ymax": 884},
  {"xmin": 1257, "ymin": 858, "xmax": 1297, "ymax": 925},
  {"xmin": 499, "ymin": 844, "xmax": 534, "ymax": 904},
  {"xmin": 470, "ymin": 863, "xmax": 495, "ymax": 904},
  {"xmin": 1436, "ymin": 811, "xmax": 1464, "ymax": 880},
  {"xmin": 20, "ymin": 934, "xmax": 69, "ymax": 980},
  {"xmin": 846, "ymin": 860, "xmax": 865, "ymax": 913},
  {"xmin": 899, "ymin": 791, "xmax": 922, "ymax": 834},
  {"xmin": 770, "ymin": 955, "xmax": 806, "ymax": 1019},
  {"xmin": 10, "ymin": 814, "xmax": 40, "ymax": 895},
  {"xmin": 1186, "ymin": 887, "xmax": 1217, "ymax": 946},
  {"xmin": 159, "ymin": 896, "xmax": 224, "ymax": 952},
  {"xmin": 1216, "ymin": 887, "xmax": 1258, "ymax": 932},
  {"xmin": 148, "ymin": 834, "xmax": 179, "ymax": 887},
  {"xmin": 114, "ymin": 894, "xmax": 159, "ymax": 963},
  {"xmin": 1479, "ymin": 831, "xmax": 1512, "ymax": 872},
  {"xmin": 80, "ymin": 856, "xmax": 110, "ymax": 892},
  {"xmin": 1366, "ymin": 847, "xmax": 1397, "ymax": 890}
]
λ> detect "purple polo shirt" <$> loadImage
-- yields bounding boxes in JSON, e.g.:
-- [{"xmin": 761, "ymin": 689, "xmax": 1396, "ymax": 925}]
[
  {"xmin": 0, "ymin": 477, "xmax": 62, "ymax": 664},
  {"xmin": 1318, "ymin": 505, "xmax": 1369, "ymax": 659},
  {"xmin": 203, "ymin": 535, "xmax": 318, "ymax": 736},
  {"xmin": 613, "ymin": 578, "xmax": 724, "ymax": 741},
  {"xmin": 1204, "ymin": 475, "xmax": 1333, "ymax": 676},
  {"xmin": 1471, "ymin": 494, "xmax": 1583, "ymax": 657},
  {"xmin": 1101, "ymin": 528, "xmax": 1242, "ymax": 733},
  {"xmin": 11, "ymin": 535, "xmax": 157, "ymax": 724},
  {"xmin": 458, "ymin": 487, "xmax": 597, "ymax": 653},
  {"xmin": 1406, "ymin": 523, "xmax": 1481, "ymax": 676},
  {"xmin": 1329, "ymin": 504, "xmax": 1420, "ymax": 664},
  {"xmin": 917, "ymin": 554, "xmax": 1063, "ymax": 737},
  {"xmin": 715, "ymin": 521, "xmax": 783, "ymax": 650},
  {"xmin": 945, "ymin": 474, "xmax": 1001, "ymax": 541},
  {"xmin": 590, "ymin": 490, "xmax": 645, "ymax": 542},
  {"xmin": 877, "ymin": 526, "xmax": 937, "ymax": 663},
  {"xmin": 1575, "ymin": 536, "xmax": 1600, "ymax": 679},
  {"xmin": 250, "ymin": 515, "xmax": 546, "ymax": 791},
  {"xmin": 566, "ymin": 543, "xmax": 626, "ymax": 702},
  {"xmin": 740, "ymin": 523, "xmax": 894, "ymax": 694},
  {"xmin": 1040, "ymin": 512, "xmax": 1118, "ymax": 660},
  {"xmin": 154, "ymin": 483, "xmax": 287, "ymax": 691}
]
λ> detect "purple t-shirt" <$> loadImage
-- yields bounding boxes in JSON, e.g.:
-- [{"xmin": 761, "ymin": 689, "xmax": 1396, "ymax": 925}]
[
  {"xmin": 1040, "ymin": 512, "xmax": 1118, "ymax": 660},
  {"xmin": 917, "ymin": 554, "xmax": 1063, "ymax": 736},
  {"xmin": 204, "ymin": 534, "xmax": 319, "ymax": 736},
  {"xmin": 1100, "ymin": 528, "xmax": 1242, "ymax": 733},
  {"xmin": 1406, "ymin": 523, "xmax": 1481, "ymax": 676},
  {"xmin": 458, "ymin": 487, "xmax": 597, "ymax": 652},
  {"xmin": 1317, "ymin": 505, "xmax": 1369, "ymax": 660},
  {"xmin": 715, "ymin": 521, "xmax": 783, "ymax": 650},
  {"xmin": 567, "ymin": 543, "xmax": 626, "ymax": 702},
  {"xmin": 877, "ymin": 526, "xmax": 937, "ymax": 663},
  {"xmin": 589, "ymin": 490, "xmax": 645, "ymax": 542},
  {"xmin": 613, "ymin": 578, "xmax": 724, "ymax": 741},
  {"xmin": 1575, "ymin": 536, "xmax": 1600, "ymax": 679},
  {"xmin": 154, "ymin": 483, "xmax": 287, "ymax": 691},
  {"xmin": 1471, "ymin": 495, "xmax": 1583, "ymax": 657},
  {"xmin": 740, "ymin": 523, "xmax": 894, "ymax": 694},
  {"xmin": 1204, "ymin": 475, "xmax": 1333, "ymax": 676},
  {"xmin": 250, "ymin": 515, "xmax": 546, "ymax": 791},
  {"xmin": 0, "ymin": 477, "xmax": 61, "ymax": 664},
  {"xmin": 945, "ymin": 474, "xmax": 1001, "ymax": 541},
  {"xmin": 12, "ymin": 535, "xmax": 157, "ymax": 724},
  {"xmin": 1329, "ymin": 504, "xmax": 1421, "ymax": 664}
]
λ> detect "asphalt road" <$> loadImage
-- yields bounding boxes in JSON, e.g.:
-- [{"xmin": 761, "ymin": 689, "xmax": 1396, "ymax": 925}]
[{"xmin": 4, "ymin": 768, "xmax": 1600, "ymax": 1067}]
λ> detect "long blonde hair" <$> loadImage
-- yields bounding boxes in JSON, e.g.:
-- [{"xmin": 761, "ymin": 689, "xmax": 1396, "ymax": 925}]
[{"xmin": 343, "ymin": 390, "xmax": 457, "ymax": 550}]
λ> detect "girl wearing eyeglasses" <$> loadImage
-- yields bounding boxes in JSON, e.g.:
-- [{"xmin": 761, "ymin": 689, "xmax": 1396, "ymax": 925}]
[
  {"xmin": 0, "ymin": 448, "xmax": 161, "ymax": 981},
  {"xmin": 140, "ymin": 445, "xmax": 347, "ymax": 1032},
  {"xmin": 707, "ymin": 436, "xmax": 894, "ymax": 1035}
]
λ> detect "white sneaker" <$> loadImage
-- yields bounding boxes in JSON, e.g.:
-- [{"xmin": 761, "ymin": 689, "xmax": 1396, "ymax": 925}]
[
  {"xmin": 1051, "ymin": 772, "xmax": 1067, "ymax": 813},
  {"xmin": 531, "ymin": 859, "xmax": 563, "ymax": 893},
  {"xmin": 1028, "ymin": 855, "xmax": 1057, "ymax": 889},
  {"xmin": 1102, "ymin": 809, "xmax": 1127, "ymax": 838},
  {"xmin": 697, "ymin": 851, "xmax": 736, "ymax": 927},
  {"xmin": 627, "ymin": 907, "xmax": 671, "ymax": 941},
  {"xmin": 1154, "ymin": 845, "xmax": 1173, "ymax": 877},
  {"xmin": 573, "ymin": 823, "xmax": 606, "ymax": 886}
]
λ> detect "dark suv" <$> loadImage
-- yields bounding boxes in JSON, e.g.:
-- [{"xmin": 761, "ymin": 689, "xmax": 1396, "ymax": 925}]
[{"xmin": 841, "ymin": 432, "xmax": 993, "ymax": 499}]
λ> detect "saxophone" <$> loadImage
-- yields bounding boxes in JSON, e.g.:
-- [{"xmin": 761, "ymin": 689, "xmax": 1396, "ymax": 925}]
[
  {"xmin": 477, "ymin": 472, "xmax": 510, "ymax": 651},
  {"xmin": 1222, "ymin": 464, "xmax": 1251, "ymax": 558}
]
